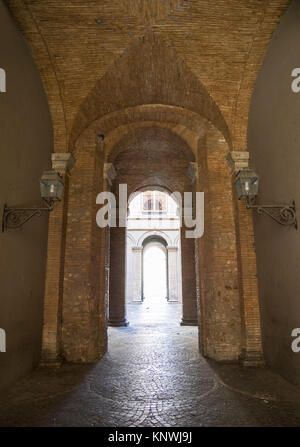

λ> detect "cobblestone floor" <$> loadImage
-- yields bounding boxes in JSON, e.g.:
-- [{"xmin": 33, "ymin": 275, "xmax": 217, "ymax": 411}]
[{"xmin": 0, "ymin": 297, "xmax": 300, "ymax": 427}]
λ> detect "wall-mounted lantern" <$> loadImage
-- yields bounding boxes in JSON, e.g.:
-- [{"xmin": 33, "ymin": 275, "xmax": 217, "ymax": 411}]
[
  {"xmin": 227, "ymin": 151, "xmax": 297, "ymax": 229},
  {"xmin": 40, "ymin": 170, "xmax": 64, "ymax": 203},
  {"xmin": 2, "ymin": 170, "xmax": 64, "ymax": 231},
  {"xmin": 234, "ymin": 168, "xmax": 259, "ymax": 200}
]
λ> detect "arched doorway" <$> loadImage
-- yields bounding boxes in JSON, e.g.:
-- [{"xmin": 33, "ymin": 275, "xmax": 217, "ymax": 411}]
[
  {"xmin": 142, "ymin": 236, "xmax": 168, "ymax": 302},
  {"xmin": 125, "ymin": 204, "xmax": 184, "ymax": 327},
  {"xmin": 107, "ymin": 127, "xmax": 198, "ymax": 332},
  {"xmin": 126, "ymin": 189, "xmax": 183, "ymax": 308},
  {"xmin": 41, "ymin": 36, "xmax": 263, "ymax": 365}
]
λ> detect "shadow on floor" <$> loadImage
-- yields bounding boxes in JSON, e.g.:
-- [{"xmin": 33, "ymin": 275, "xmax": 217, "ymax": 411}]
[{"xmin": 0, "ymin": 301, "xmax": 300, "ymax": 427}]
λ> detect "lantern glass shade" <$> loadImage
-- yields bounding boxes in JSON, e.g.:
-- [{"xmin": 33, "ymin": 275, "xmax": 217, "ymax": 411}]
[
  {"xmin": 40, "ymin": 170, "xmax": 64, "ymax": 202},
  {"xmin": 234, "ymin": 169, "xmax": 259, "ymax": 200}
]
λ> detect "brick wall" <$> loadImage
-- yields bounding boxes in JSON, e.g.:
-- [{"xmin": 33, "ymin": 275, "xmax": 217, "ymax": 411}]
[
  {"xmin": 4, "ymin": 0, "xmax": 283, "ymax": 363},
  {"xmin": 7, "ymin": 0, "xmax": 290, "ymax": 153}
]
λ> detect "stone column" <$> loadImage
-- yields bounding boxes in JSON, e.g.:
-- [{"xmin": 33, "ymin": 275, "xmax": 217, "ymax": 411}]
[
  {"xmin": 108, "ymin": 217, "xmax": 129, "ymax": 326},
  {"xmin": 41, "ymin": 153, "xmax": 75, "ymax": 364},
  {"xmin": 181, "ymin": 167, "xmax": 198, "ymax": 324},
  {"xmin": 103, "ymin": 162, "xmax": 116, "ymax": 187},
  {"xmin": 167, "ymin": 246, "xmax": 179, "ymax": 302},
  {"xmin": 132, "ymin": 247, "xmax": 142, "ymax": 302},
  {"xmin": 180, "ymin": 226, "xmax": 198, "ymax": 326},
  {"xmin": 227, "ymin": 150, "xmax": 263, "ymax": 366},
  {"xmin": 62, "ymin": 139, "xmax": 107, "ymax": 363}
]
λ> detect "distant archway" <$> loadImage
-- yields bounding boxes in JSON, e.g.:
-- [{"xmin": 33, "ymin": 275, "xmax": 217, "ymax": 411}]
[
  {"xmin": 142, "ymin": 236, "xmax": 168, "ymax": 302},
  {"xmin": 126, "ymin": 184, "xmax": 182, "ymax": 306}
]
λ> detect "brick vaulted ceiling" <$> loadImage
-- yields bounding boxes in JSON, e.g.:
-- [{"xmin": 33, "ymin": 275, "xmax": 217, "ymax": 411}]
[{"xmin": 6, "ymin": 0, "xmax": 290, "ymax": 151}]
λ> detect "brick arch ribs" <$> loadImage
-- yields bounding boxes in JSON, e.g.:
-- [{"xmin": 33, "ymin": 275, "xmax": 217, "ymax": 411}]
[{"xmin": 41, "ymin": 34, "xmax": 263, "ymax": 364}]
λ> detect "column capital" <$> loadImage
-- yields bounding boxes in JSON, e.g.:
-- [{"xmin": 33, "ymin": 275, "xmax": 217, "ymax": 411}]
[
  {"xmin": 188, "ymin": 162, "xmax": 198, "ymax": 183},
  {"xmin": 96, "ymin": 136, "xmax": 105, "ymax": 152},
  {"xmin": 103, "ymin": 162, "xmax": 116, "ymax": 186},
  {"xmin": 226, "ymin": 151, "xmax": 249, "ymax": 174},
  {"xmin": 132, "ymin": 246, "xmax": 142, "ymax": 252},
  {"xmin": 51, "ymin": 153, "xmax": 76, "ymax": 175},
  {"xmin": 167, "ymin": 246, "xmax": 178, "ymax": 252}
]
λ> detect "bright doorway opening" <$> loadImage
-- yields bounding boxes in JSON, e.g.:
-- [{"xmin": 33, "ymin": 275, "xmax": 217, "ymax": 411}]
[
  {"xmin": 143, "ymin": 241, "xmax": 167, "ymax": 302},
  {"xmin": 125, "ymin": 189, "xmax": 182, "ymax": 324}
]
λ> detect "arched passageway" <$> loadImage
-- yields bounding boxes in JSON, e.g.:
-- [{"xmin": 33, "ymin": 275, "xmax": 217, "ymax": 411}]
[
  {"xmin": 125, "ymin": 193, "xmax": 184, "ymax": 327},
  {"xmin": 41, "ymin": 32, "xmax": 263, "ymax": 366},
  {"xmin": 143, "ymin": 241, "xmax": 168, "ymax": 301},
  {"xmin": 126, "ymin": 188, "xmax": 183, "ymax": 314},
  {"xmin": 107, "ymin": 126, "xmax": 198, "ymax": 331},
  {"xmin": 4, "ymin": 0, "xmax": 300, "ymax": 429}
]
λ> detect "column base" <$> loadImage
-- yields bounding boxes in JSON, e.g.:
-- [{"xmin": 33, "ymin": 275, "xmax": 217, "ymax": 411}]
[
  {"xmin": 40, "ymin": 352, "xmax": 63, "ymax": 367},
  {"xmin": 240, "ymin": 349, "xmax": 264, "ymax": 367},
  {"xmin": 40, "ymin": 359, "xmax": 63, "ymax": 367},
  {"xmin": 180, "ymin": 318, "xmax": 198, "ymax": 326},
  {"xmin": 108, "ymin": 318, "xmax": 129, "ymax": 327}
]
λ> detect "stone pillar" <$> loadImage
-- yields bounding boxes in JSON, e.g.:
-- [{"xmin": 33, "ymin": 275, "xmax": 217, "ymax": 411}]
[
  {"xmin": 132, "ymin": 246, "xmax": 142, "ymax": 302},
  {"xmin": 227, "ymin": 150, "xmax": 263, "ymax": 366},
  {"xmin": 226, "ymin": 151, "xmax": 249, "ymax": 173},
  {"xmin": 167, "ymin": 246, "xmax": 179, "ymax": 302},
  {"xmin": 41, "ymin": 153, "xmax": 75, "ymax": 364},
  {"xmin": 108, "ymin": 217, "xmax": 129, "ymax": 326},
  {"xmin": 62, "ymin": 139, "xmax": 107, "ymax": 362},
  {"xmin": 181, "ymin": 168, "xmax": 198, "ymax": 324},
  {"xmin": 180, "ymin": 227, "xmax": 198, "ymax": 325},
  {"xmin": 103, "ymin": 162, "xmax": 116, "ymax": 187}
]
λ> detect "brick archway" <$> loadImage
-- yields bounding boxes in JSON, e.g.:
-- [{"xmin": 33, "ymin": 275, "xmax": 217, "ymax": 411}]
[
  {"xmin": 107, "ymin": 125, "xmax": 198, "ymax": 329},
  {"xmin": 44, "ymin": 115, "xmax": 261, "ymax": 364},
  {"xmin": 41, "ymin": 32, "xmax": 263, "ymax": 365}
]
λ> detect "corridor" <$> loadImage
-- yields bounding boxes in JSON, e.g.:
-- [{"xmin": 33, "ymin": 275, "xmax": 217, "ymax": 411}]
[
  {"xmin": 0, "ymin": 301, "xmax": 300, "ymax": 427},
  {"xmin": 3, "ymin": 0, "xmax": 300, "ymax": 433}
]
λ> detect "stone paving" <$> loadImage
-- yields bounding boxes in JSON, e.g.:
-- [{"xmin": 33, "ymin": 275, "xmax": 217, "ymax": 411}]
[{"xmin": 0, "ymin": 297, "xmax": 300, "ymax": 427}]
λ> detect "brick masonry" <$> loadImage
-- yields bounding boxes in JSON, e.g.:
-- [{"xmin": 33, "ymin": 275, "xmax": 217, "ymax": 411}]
[
  {"xmin": 4, "ymin": 0, "xmax": 286, "ymax": 364},
  {"xmin": 6, "ymin": 0, "xmax": 290, "ymax": 151}
]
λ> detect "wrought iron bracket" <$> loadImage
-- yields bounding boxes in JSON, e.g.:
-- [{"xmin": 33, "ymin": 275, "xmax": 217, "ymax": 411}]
[
  {"xmin": 2, "ymin": 199, "xmax": 54, "ymax": 232},
  {"xmin": 246, "ymin": 198, "xmax": 297, "ymax": 229}
]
